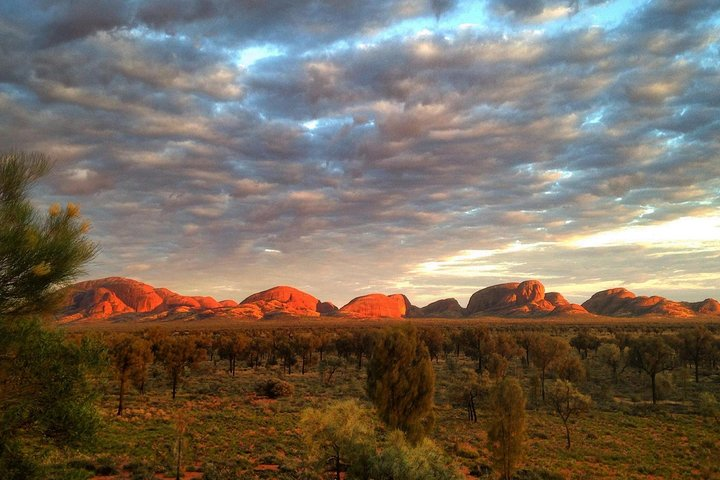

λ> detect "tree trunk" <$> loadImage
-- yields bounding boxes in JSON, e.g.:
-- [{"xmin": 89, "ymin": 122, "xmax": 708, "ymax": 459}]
[
  {"xmin": 564, "ymin": 421, "xmax": 571, "ymax": 449},
  {"xmin": 117, "ymin": 374, "xmax": 126, "ymax": 416},
  {"xmin": 541, "ymin": 369, "xmax": 546, "ymax": 402},
  {"xmin": 651, "ymin": 373, "xmax": 656, "ymax": 404},
  {"xmin": 172, "ymin": 373, "xmax": 178, "ymax": 400},
  {"xmin": 695, "ymin": 360, "xmax": 699, "ymax": 383}
]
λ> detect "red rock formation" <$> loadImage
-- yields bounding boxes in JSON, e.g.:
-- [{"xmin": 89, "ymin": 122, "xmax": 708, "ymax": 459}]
[
  {"xmin": 338, "ymin": 293, "xmax": 410, "ymax": 318},
  {"xmin": 550, "ymin": 303, "xmax": 590, "ymax": 316},
  {"xmin": 466, "ymin": 283, "xmax": 520, "ymax": 314},
  {"xmin": 583, "ymin": 288, "xmax": 719, "ymax": 317},
  {"xmin": 413, "ymin": 298, "xmax": 465, "ymax": 317},
  {"xmin": 692, "ymin": 298, "xmax": 720, "ymax": 314},
  {"xmin": 466, "ymin": 280, "xmax": 557, "ymax": 316},
  {"xmin": 219, "ymin": 299, "xmax": 239, "ymax": 307},
  {"xmin": 193, "ymin": 296, "xmax": 222, "ymax": 309},
  {"xmin": 318, "ymin": 301, "xmax": 339, "ymax": 314},
  {"xmin": 545, "ymin": 292, "xmax": 570, "ymax": 307},
  {"xmin": 60, "ymin": 277, "xmax": 238, "ymax": 321},
  {"xmin": 241, "ymin": 286, "xmax": 322, "ymax": 317},
  {"xmin": 65, "ymin": 277, "xmax": 164, "ymax": 317}
]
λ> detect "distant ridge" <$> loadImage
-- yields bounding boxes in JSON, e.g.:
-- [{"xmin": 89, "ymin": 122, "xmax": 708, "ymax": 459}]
[{"xmin": 58, "ymin": 277, "xmax": 720, "ymax": 325}]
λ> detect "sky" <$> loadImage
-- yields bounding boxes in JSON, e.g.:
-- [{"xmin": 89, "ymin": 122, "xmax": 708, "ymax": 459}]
[{"xmin": 1, "ymin": 0, "xmax": 719, "ymax": 307}]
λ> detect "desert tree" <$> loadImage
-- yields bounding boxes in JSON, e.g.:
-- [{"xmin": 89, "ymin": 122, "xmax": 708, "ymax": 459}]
[
  {"xmin": 461, "ymin": 325, "xmax": 496, "ymax": 373},
  {"xmin": 628, "ymin": 335, "xmax": 676, "ymax": 404},
  {"xmin": 300, "ymin": 399, "xmax": 375, "ymax": 480},
  {"xmin": 157, "ymin": 335, "xmax": 207, "ymax": 399},
  {"xmin": 487, "ymin": 377, "xmax": 526, "ymax": 480},
  {"xmin": 516, "ymin": 331, "xmax": 534, "ymax": 367},
  {"xmin": 551, "ymin": 352, "xmax": 586, "ymax": 383},
  {"xmin": 452, "ymin": 368, "xmax": 484, "ymax": 422},
  {"xmin": 294, "ymin": 332, "xmax": 318, "ymax": 375},
  {"xmin": 530, "ymin": 334, "xmax": 570, "ymax": 401},
  {"xmin": 108, "ymin": 333, "xmax": 153, "ymax": 415},
  {"xmin": 569, "ymin": 331, "xmax": 601, "ymax": 359},
  {"xmin": 677, "ymin": 326, "xmax": 714, "ymax": 383},
  {"xmin": 351, "ymin": 329, "xmax": 376, "ymax": 369},
  {"xmin": 316, "ymin": 331, "xmax": 336, "ymax": 362},
  {"xmin": 419, "ymin": 326, "xmax": 445, "ymax": 363},
  {"xmin": 218, "ymin": 332, "xmax": 249, "ymax": 376},
  {"xmin": 546, "ymin": 380, "xmax": 591, "ymax": 449},
  {"xmin": 596, "ymin": 343, "xmax": 626, "ymax": 383},
  {"xmin": 366, "ymin": 325, "xmax": 435, "ymax": 443},
  {"xmin": 0, "ymin": 151, "xmax": 100, "ymax": 476}
]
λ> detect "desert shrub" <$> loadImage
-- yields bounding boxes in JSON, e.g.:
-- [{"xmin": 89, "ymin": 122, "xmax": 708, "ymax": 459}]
[
  {"xmin": 94, "ymin": 456, "xmax": 118, "ymax": 475},
  {"xmin": 697, "ymin": 392, "xmax": 719, "ymax": 422},
  {"xmin": 654, "ymin": 372, "xmax": 674, "ymax": 401},
  {"xmin": 369, "ymin": 431, "xmax": 463, "ymax": 480},
  {"xmin": 255, "ymin": 378, "xmax": 295, "ymax": 398},
  {"xmin": 201, "ymin": 461, "xmax": 241, "ymax": 480},
  {"xmin": 515, "ymin": 468, "xmax": 565, "ymax": 480}
]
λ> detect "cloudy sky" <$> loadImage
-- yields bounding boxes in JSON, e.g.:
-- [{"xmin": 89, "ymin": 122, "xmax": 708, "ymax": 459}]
[{"xmin": 1, "ymin": 0, "xmax": 719, "ymax": 307}]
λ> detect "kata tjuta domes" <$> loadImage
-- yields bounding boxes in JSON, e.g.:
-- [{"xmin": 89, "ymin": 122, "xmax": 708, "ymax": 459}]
[{"xmin": 58, "ymin": 277, "xmax": 720, "ymax": 324}]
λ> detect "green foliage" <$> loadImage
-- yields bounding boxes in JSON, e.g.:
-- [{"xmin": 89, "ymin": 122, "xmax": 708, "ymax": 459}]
[
  {"xmin": 255, "ymin": 378, "xmax": 295, "ymax": 399},
  {"xmin": 529, "ymin": 334, "xmax": 570, "ymax": 401},
  {"xmin": 596, "ymin": 343, "xmax": 626, "ymax": 383},
  {"xmin": 0, "ymin": 318, "xmax": 100, "ymax": 478},
  {"xmin": 366, "ymin": 325, "xmax": 435, "ymax": 443},
  {"xmin": 697, "ymin": 392, "xmax": 719, "ymax": 423},
  {"xmin": 157, "ymin": 335, "xmax": 207, "ymax": 399},
  {"xmin": 0, "ymin": 151, "xmax": 97, "ymax": 316},
  {"xmin": 628, "ymin": 335, "xmax": 675, "ymax": 404},
  {"xmin": 545, "ymin": 380, "xmax": 591, "ymax": 449},
  {"xmin": 487, "ymin": 377, "xmax": 526, "ymax": 480},
  {"xmin": 369, "ymin": 430, "xmax": 463, "ymax": 480},
  {"xmin": 300, "ymin": 399, "xmax": 375, "ymax": 480},
  {"xmin": 108, "ymin": 334, "xmax": 153, "ymax": 415}
]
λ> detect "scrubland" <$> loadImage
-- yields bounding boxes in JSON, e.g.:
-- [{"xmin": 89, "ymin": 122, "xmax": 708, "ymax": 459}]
[{"xmin": 45, "ymin": 319, "xmax": 720, "ymax": 480}]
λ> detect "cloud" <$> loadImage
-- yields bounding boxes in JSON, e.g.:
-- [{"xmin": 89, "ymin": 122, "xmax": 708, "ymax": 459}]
[{"xmin": 0, "ymin": 0, "xmax": 718, "ymax": 305}]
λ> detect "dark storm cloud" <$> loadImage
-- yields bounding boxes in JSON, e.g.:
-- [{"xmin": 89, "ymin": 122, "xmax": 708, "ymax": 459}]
[{"xmin": 0, "ymin": 0, "xmax": 718, "ymax": 304}]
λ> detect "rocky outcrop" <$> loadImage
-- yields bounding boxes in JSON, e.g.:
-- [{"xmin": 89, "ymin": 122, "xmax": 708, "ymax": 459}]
[
  {"xmin": 318, "ymin": 301, "xmax": 339, "ymax": 314},
  {"xmin": 582, "ymin": 288, "xmax": 719, "ymax": 317},
  {"xmin": 60, "ymin": 277, "xmax": 255, "ymax": 322},
  {"xmin": 464, "ymin": 280, "xmax": 588, "ymax": 317},
  {"xmin": 411, "ymin": 298, "xmax": 465, "ymax": 318},
  {"xmin": 338, "ymin": 293, "xmax": 411, "ymax": 318},
  {"xmin": 466, "ymin": 280, "xmax": 555, "ymax": 316},
  {"xmin": 240, "ymin": 286, "xmax": 323, "ymax": 317},
  {"xmin": 692, "ymin": 298, "xmax": 720, "ymax": 314}
]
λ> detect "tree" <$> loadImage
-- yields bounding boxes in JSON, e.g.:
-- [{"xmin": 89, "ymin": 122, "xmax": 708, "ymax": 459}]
[
  {"xmin": 628, "ymin": 335, "xmax": 675, "ymax": 404},
  {"xmin": 0, "ymin": 151, "xmax": 97, "ymax": 316},
  {"xmin": 1, "ymin": 151, "xmax": 100, "ymax": 476},
  {"xmin": 366, "ymin": 325, "xmax": 435, "ymax": 443},
  {"xmin": 157, "ymin": 336, "xmax": 207, "ymax": 399},
  {"xmin": 597, "ymin": 343, "xmax": 626, "ymax": 384},
  {"xmin": 451, "ymin": 369, "xmax": 484, "ymax": 422},
  {"xmin": 300, "ymin": 399, "xmax": 375, "ymax": 480},
  {"xmin": 530, "ymin": 334, "xmax": 570, "ymax": 401},
  {"xmin": 546, "ymin": 380, "xmax": 591, "ymax": 449},
  {"xmin": 461, "ymin": 325, "xmax": 495, "ymax": 373},
  {"xmin": 569, "ymin": 331, "xmax": 601, "ymax": 359},
  {"xmin": 677, "ymin": 326, "xmax": 714, "ymax": 383},
  {"xmin": 487, "ymin": 377, "xmax": 526, "ymax": 480},
  {"xmin": 108, "ymin": 334, "xmax": 153, "ymax": 415},
  {"xmin": 419, "ymin": 327, "xmax": 445, "ymax": 363},
  {"xmin": 218, "ymin": 332, "xmax": 249, "ymax": 376}
]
